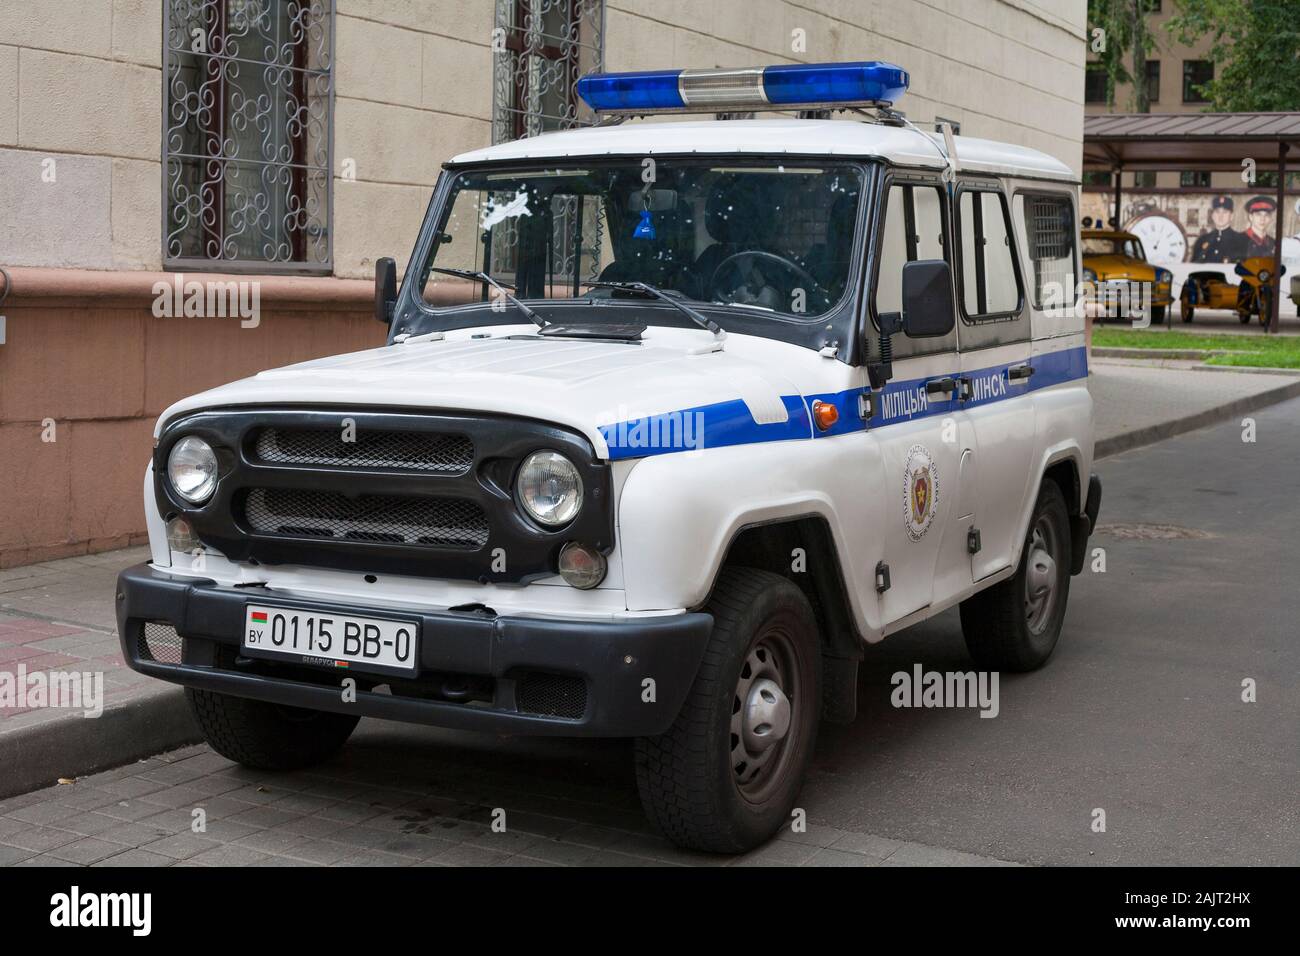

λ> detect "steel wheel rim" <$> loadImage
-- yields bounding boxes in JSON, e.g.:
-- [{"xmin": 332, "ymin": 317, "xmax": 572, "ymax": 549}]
[
  {"xmin": 730, "ymin": 623, "xmax": 800, "ymax": 804},
  {"xmin": 1023, "ymin": 516, "xmax": 1060, "ymax": 635}
]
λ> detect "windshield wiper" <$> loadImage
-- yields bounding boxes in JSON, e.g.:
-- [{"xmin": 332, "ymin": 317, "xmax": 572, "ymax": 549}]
[
  {"xmin": 585, "ymin": 280, "xmax": 725, "ymax": 341},
  {"xmin": 429, "ymin": 267, "xmax": 545, "ymax": 328}
]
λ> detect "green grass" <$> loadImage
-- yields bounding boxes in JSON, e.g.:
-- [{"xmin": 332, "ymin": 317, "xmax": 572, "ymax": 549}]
[
  {"xmin": 1205, "ymin": 350, "xmax": 1300, "ymax": 370},
  {"xmin": 1092, "ymin": 328, "xmax": 1300, "ymax": 369}
]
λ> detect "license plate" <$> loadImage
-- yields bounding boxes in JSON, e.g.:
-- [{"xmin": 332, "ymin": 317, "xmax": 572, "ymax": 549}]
[{"xmin": 242, "ymin": 605, "xmax": 418, "ymax": 675}]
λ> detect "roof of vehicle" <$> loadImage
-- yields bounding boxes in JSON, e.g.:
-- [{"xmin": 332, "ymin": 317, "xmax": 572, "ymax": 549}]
[
  {"xmin": 449, "ymin": 119, "xmax": 1077, "ymax": 182},
  {"xmin": 1081, "ymin": 230, "xmax": 1140, "ymax": 241}
]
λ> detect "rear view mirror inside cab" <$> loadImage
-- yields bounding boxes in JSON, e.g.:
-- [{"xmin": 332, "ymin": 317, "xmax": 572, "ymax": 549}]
[
  {"xmin": 625, "ymin": 188, "xmax": 679, "ymax": 212},
  {"xmin": 901, "ymin": 259, "xmax": 956, "ymax": 338}
]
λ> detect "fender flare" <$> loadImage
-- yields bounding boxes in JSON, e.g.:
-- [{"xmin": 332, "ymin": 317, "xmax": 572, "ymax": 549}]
[
  {"xmin": 699, "ymin": 510, "xmax": 867, "ymax": 657},
  {"xmin": 1014, "ymin": 443, "xmax": 1089, "ymax": 575}
]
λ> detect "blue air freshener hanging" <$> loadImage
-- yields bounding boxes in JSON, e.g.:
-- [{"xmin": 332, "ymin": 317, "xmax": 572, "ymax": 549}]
[{"xmin": 633, "ymin": 209, "xmax": 656, "ymax": 240}]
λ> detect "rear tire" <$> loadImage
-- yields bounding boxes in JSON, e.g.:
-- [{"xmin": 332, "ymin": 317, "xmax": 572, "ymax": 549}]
[
  {"xmin": 1180, "ymin": 296, "xmax": 1195, "ymax": 323},
  {"xmin": 959, "ymin": 481, "xmax": 1071, "ymax": 672},
  {"xmin": 635, "ymin": 567, "xmax": 821, "ymax": 853},
  {"xmin": 186, "ymin": 688, "xmax": 359, "ymax": 771}
]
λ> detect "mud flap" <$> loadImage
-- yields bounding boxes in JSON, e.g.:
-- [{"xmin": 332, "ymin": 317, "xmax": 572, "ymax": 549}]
[
  {"xmin": 1070, "ymin": 473, "xmax": 1103, "ymax": 575},
  {"xmin": 822, "ymin": 654, "xmax": 859, "ymax": 724}
]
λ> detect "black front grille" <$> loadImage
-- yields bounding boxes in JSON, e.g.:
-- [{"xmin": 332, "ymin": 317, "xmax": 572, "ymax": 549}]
[
  {"xmin": 254, "ymin": 426, "xmax": 473, "ymax": 474},
  {"xmin": 516, "ymin": 672, "xmax": 588, "ymax": 720},
  {"xmin": 243, "ymin": 488, "xmax": 489, "ymax": 549},
  {"xmin": 156, "ymin": 408, "xmax": 613, "ymax": 583}
]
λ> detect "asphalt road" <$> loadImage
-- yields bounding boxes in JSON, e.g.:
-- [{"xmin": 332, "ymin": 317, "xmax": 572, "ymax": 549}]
[{"xmin": 4, "ymin": 399, "xmax": 1298, "ymax": 866}]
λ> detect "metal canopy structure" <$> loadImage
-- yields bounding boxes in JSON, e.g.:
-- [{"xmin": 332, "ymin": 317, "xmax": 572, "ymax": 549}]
[{"xmin": 1084, "ymin": 112, "xmax": 1300, "ymax": 332}]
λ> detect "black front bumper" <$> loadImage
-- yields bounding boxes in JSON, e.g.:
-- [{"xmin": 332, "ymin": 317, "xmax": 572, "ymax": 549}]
[{"xmin": 116, "ymin": 564, "xmax": 712, "ymax": 737}]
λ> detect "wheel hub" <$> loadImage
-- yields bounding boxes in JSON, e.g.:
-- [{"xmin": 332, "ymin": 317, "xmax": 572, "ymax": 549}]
[
  {"xmin": 730, "ymin": 635, "xmax": 800, "ymax": 796},
  {"xmin": 741, "ymin": 677, "xmax": 791, "ymax": 753},
  {"xmin": 1024, "ymin": 521, "xmax": 1059, "ymax": 633}
]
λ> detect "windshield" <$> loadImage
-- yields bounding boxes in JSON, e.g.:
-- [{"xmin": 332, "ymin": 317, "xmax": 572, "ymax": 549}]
[
  {"xmin": 414, "ymin": 160, "xmax": 865, "ymax": 320},
  {"xmin": 1083, "ymin": 237, "xmax": 1145, "ymax": 259}
]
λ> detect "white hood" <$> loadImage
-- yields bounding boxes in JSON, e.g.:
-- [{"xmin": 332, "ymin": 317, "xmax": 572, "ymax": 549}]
[{"xmin": 156, "ymin": 325, "xmax": 817, "ymax": 458}]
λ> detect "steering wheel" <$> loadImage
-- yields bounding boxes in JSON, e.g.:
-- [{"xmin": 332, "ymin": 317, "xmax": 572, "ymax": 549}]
[{"xmin": 709, "ymin": 250, "xmax": 827, "ymax": 306}]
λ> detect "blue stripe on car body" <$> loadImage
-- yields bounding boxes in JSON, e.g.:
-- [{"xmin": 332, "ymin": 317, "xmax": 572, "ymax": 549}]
[{"xmin": 600, "ymin": 345, "xmax": 1088, "ymax": 460}]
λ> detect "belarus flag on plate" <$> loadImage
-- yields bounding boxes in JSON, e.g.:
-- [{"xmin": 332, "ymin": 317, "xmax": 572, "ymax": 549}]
[{"xmin": 250, "ymin": 611, "xmax": 268, "ymax": 624}]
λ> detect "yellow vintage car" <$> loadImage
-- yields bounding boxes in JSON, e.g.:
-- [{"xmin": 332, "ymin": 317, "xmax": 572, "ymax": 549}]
[
  {"xmin": 1180, "ymin": 258, "xmax": 1287, "ymax": 326},
  {"xmin": 1081, "ymin": 229, "xmax": 1174, "ymax": 324}
]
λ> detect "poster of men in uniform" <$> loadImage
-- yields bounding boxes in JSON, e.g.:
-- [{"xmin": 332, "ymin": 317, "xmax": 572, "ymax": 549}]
[
  {"xmin": 1243, "ymin": 195, "xmax": 1277, "ymax": 258},
  {"xmin": 1191, "ymin": 195, "xmax": 1247, "ymax": 262}
]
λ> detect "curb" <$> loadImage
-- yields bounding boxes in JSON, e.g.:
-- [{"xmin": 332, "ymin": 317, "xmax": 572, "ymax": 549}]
[
  {"xmin": 1190, "ymin": 363, "xmax": 1300, "ymax": 378},
  {"xmin": 0, "ymin": 686, "xmax": 197, "ymax": 800},
  {"xmin": 1093, "ymin": 347, "xmax": 1210, "ymax": 361},
  {"xmin": 1096, "ymin": 376, "xmax": 1300, "ymax": 459}
]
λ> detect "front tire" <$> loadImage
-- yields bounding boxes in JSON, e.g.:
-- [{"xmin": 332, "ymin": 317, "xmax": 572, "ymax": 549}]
[
  {"xmin": 1237, "ymin": 285, "xmax": 1255, "ymax": 323},
  {"xmin": 1150, "ymin": 304, "xmax": 1166, "ymax": 325},
  {"xmin": 635, "ymin": 567, "xmax": 821, "ymax": 853},
  {"xmin": 186, "ymin": 688, "xmax": 359, "ymax": 770},
  {"xmin": 959, "ymin": 481, "xmax": 1072, "ymax": 672}
]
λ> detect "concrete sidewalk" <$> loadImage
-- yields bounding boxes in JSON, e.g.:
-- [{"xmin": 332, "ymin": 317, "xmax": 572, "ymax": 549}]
[
  {"xmin": 3, "ymin": 357, "xmax": 1299, "ymax": 802},
  {"xmin": 1088, "ymin": 358, "xmax": 1300, "ymax": 457}
]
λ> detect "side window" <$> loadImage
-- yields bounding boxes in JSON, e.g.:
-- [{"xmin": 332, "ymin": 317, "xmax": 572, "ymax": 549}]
[
  {"xmin": 1017, "ymin": 193, "xmax": 1076, "ymax": 310},
  {"xmin": 957, "ymin": 188, "xmax": 1021, "ymax": 319},
  {"xmin": 874, "ymin": 182, "xmax": 947, "ymax": 317}
]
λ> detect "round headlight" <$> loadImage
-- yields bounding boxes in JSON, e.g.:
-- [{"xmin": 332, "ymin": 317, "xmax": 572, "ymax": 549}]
[
  {"xmin": 167, "ymin": 436, "xmax": 218, "ymax": 504},
  {"xmin": 516, "ymin": 451, "xmax": 582, "ymax": 527},
  {"xmin": 1258, "ymin": 270, "xmax": 1271, "ymax": 282}
]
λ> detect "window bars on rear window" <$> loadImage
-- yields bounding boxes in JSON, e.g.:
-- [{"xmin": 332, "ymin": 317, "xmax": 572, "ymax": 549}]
[{"xmin": 1024, "ymin": 194, "xmax": 1075, "ymax": 310}]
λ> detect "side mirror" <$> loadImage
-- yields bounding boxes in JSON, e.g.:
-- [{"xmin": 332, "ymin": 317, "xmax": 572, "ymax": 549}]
[
  {"xmin": 900, "ymin": 259, "xmax": 956, "ymax": 338},
  {"xmin": 375, "ymin": 256, "xmax": 397, "ymax": 324}
]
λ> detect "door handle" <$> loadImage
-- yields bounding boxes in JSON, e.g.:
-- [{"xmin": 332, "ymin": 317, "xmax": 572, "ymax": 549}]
[
  {"xmin": 924, "ymin": 377, "xmax": 959, "ymax": 397},
  {"xmin": 1007, "ymin": 363, "xmax": 1035, "ymax": 382}
]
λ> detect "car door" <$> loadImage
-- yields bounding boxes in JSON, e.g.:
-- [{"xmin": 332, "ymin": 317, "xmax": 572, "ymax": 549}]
[
  {"xmin": 953, "ymin": 180, "xmax": 1036, "ymax": 582},
  {"xmin": 866, "ymin": 175, "xmax": 975, "ymax": 626}
]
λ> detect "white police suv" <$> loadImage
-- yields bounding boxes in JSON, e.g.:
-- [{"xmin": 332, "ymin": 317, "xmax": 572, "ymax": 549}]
[{"xmin": 118, "ymin": 62, "xmax": 1100, "ymax": 853}]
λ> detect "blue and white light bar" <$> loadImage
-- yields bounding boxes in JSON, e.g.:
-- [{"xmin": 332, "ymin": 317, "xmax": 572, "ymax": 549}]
[{"xmin": 576, "ymin": 61, "xmax": 909, "ymax": 114}]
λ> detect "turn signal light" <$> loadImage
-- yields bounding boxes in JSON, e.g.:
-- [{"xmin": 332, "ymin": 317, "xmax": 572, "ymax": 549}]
[
  {"xmin": 812, "ymin": 400, "xmax": 839, "ymax": 432},
  {"xmin": 166, "ymin": 516, "xmax": 200, "ymax": 553},
  {"xmin": 558, "ymin": 542, "xmax": 607, "ymax": 590}
]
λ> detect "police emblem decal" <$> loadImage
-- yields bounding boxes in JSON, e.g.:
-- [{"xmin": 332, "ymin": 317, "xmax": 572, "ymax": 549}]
[{"xmin": 903, "ymin": 444, "xmax": 939, "ymax": 540}]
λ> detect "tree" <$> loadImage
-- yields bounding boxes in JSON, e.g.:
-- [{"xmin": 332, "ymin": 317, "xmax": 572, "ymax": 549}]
[
  {"xmin": 1168, "ymin": 0, "xmax": 1300, "ymax": 111},
  {"xmin": 1089, "ymin": 0, "xmax": 1158, "ymax": 112}
]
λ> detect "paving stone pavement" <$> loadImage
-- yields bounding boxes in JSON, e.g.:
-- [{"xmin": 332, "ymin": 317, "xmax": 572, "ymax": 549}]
[
  {"xmin": 0, "ymin": 737, "xmax": 1019, "ymax": 867},
  {"xmin": 0, "ymin": 548, "xmax": 172, "ymax": 734}
]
